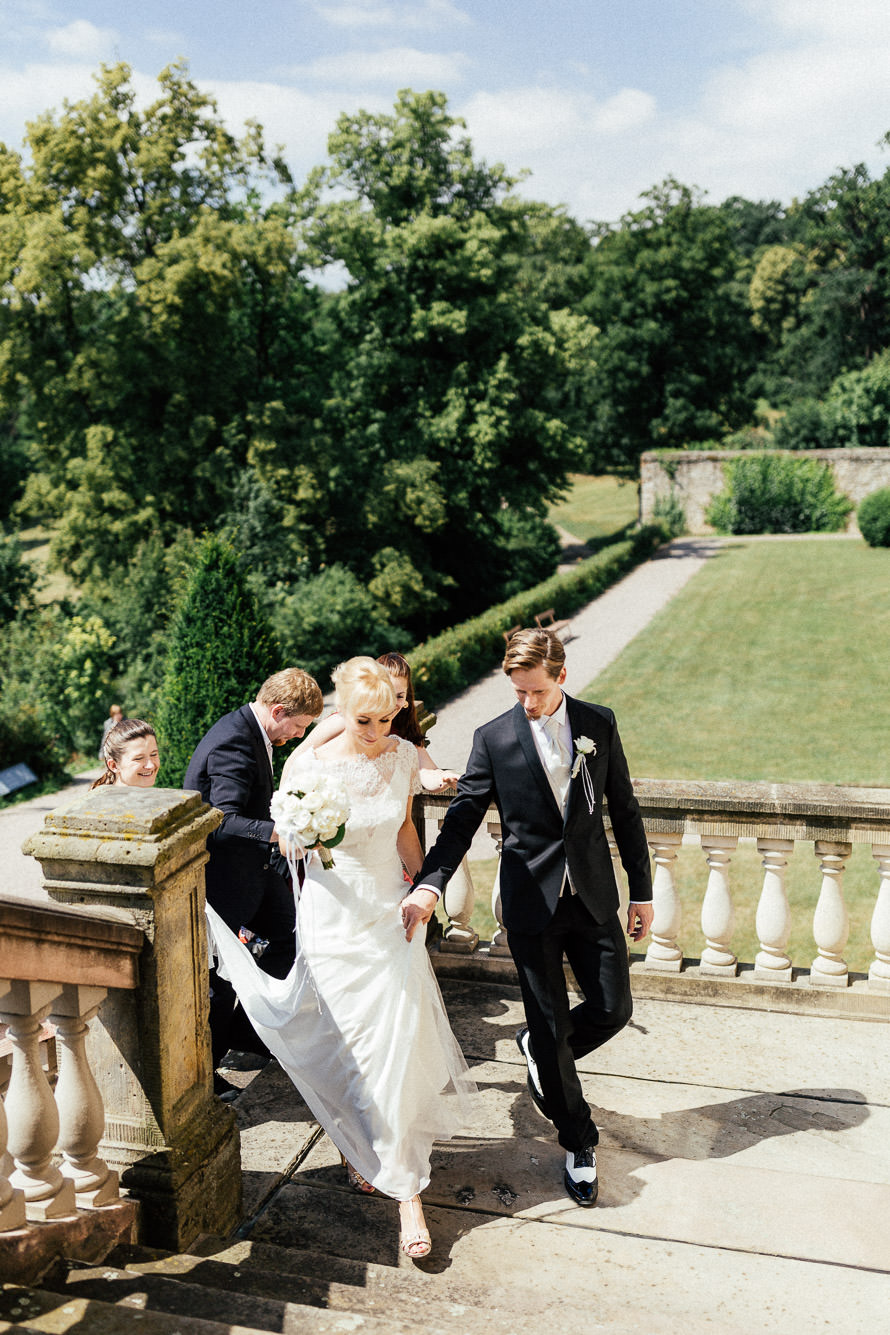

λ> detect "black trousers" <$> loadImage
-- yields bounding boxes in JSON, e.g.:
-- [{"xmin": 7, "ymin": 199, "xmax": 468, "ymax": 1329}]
[
  {"xmin": 208, "ymin": 870, "xmax": 296, "ymax": 1070},
  {"xmin": 508, "ymin": 893, "xmax": 632, "ymax": 1152}
]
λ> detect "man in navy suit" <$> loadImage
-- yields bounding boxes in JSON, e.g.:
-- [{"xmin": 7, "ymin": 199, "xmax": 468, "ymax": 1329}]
[
  {"xmin": 413, "ymin": 628, "xmax": 653, "ymax": 1205},
  {"xmin": 184, "ymin": 668, "xmax": 323, "ymax": 1092}
]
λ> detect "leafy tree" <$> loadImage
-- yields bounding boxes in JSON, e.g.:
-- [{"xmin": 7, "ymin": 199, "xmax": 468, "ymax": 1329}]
[
  {"xmin": 272, "ymin": 564, "xmax": 401, "ymax": 686},
  {"xmin": 0, "ymin": 61, "xmax": 322, "ymax": 585},
  {"xmin": 155, "ymin": 535, "xmax": 279, "ymax": 785},
  {"xmin": 582, "ymin": 179, "xmax": 758, "ymax": 469},
  {"xmin": 0, "ymin": 526, "xmax": 37, "ymax": 621},
  {"xmin": 279, "ymin": 89, "xmax": 595, "ymax": 630},
  {"xmin": 824, "ymin": 349, "xmax": 890, "ymax": 447}
]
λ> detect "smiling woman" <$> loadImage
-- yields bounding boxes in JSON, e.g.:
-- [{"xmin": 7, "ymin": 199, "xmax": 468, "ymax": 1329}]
[{"xmin": 90, "ymin": 718, "xmax": 160, "ymax": 790}]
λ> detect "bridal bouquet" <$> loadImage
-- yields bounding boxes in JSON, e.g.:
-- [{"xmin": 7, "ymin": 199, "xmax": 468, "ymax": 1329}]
[{"xmin": 271, "ymin": 773, "xmax": 350, "ymax": 868}]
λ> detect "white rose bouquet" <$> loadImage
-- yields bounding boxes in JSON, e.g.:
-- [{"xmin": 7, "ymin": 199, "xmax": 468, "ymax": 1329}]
[{"xmin": 271, "ymin": 772, "xmax": 350, "ymax": 869}]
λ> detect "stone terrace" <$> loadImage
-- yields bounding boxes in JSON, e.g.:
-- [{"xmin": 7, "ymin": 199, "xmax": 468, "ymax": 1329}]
[{"xmin": 11, "ymin": 973, "xmax": 881, "ymax": 1335}]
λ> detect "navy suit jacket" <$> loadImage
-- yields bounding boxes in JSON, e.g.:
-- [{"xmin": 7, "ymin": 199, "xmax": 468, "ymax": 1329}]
[
  {"xmin": 418, "ymin": 694, "xmax": 652, "ymax": 935},
  {"xmin": 184, "ymin": 704, "xmax": 288, "ymax": 931}
]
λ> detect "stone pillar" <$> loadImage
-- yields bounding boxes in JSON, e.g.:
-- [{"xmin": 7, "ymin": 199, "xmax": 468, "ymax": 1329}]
[
  {"xmin": 810, "ymin": 841, "xmax": 851, "ymax": 988},
  {"xmin": 23, "ymin": 786, "xmax": 240, "ymax": 1250}
]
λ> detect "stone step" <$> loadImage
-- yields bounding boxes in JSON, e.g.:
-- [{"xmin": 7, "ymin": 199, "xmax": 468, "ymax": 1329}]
[
  {"xmin": 46, "ymin": 1259, "xmax": 614, "ymax": 1335},
  {"xmin": 86, "ymin": 1243, "xmax": 558, "ymax": 1335},
  {"xmin": 0, "ymin": 1284, "xmax": 266, "ymax": 1335}
]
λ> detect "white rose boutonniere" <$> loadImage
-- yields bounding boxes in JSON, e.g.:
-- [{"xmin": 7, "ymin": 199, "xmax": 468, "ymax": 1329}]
[{"xmin": 571, "ymin": 735, "xmax": 597, "ymax": 813}]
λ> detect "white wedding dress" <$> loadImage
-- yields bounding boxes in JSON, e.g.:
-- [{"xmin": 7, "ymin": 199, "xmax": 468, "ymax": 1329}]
[{"xmin": 205, "ymin": 736, "xmax": 476, "ymax": 1200}]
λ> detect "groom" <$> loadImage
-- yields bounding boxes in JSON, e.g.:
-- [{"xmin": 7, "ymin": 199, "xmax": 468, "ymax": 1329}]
[{"xmin": 413, "ymin": 628, "xmax": 653, "ymax": 1206}]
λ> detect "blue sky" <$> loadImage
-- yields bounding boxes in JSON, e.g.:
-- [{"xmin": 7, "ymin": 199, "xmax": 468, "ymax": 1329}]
[{"xmin": 3, "ymin": 1, "xmax": 890, "ymax": 223}]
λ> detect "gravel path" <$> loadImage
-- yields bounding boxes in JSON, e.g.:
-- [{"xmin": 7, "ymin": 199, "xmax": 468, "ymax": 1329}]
[{"xmin": 0, "ymin": 536, "xmax": 721, "ymax": 903}]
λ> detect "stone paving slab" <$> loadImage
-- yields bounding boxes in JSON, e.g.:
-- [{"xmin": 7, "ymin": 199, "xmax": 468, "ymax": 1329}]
[{"xmin": 229, "ymin": 975, "xmax": 889, "ymax": 1332}]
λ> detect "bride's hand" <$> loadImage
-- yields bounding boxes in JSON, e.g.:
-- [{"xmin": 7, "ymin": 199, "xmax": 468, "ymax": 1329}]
[
  {"xmin": 400, "ymin": 888, "xmax": 438, "ymax": 942},
  {"xmin": 418, "ymin": 768, "xmax": 459, "ymax": 792}
]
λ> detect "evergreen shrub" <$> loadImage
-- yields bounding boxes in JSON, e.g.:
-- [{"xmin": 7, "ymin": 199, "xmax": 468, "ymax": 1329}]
[
  {"xmin": 408, "ymin": 526, "xmax": 665, "ymax": 705},
  {"xmin": 707, "ymin": 455, "xmax": 852, "ymax": 534},
  {"xmin": 857, "ymin": 488, "xmax": 890, "ymax": 547},
  {"xmin": 156, "ymin": 535, "xmax": 280, "ymax": 785},
  {"xmin": 0, "ymin": 691, "xmax": 68, "ymax": 785}
]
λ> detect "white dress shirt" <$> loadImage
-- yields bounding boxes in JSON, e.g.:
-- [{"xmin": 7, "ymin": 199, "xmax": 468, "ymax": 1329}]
[{"xmin": 249, "ymin": 702, "xmax": 275, "ymax": 774}]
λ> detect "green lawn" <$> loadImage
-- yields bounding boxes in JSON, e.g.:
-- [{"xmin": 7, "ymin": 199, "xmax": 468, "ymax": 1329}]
[
  {"xmin": 460, "ymin": 538, "xmax": 889, "ymax": 974},
  {"xmin": 584, "ymin": 538, "xmax": 890, "ymax": 786},
  {"xmin": 548, "ymin": 473, "xmax": 639, "ymax": 543}
]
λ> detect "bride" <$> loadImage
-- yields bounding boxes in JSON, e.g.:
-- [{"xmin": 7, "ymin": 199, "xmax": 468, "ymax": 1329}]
[{"xmin": 205, "ymin": 656, "xmax": 476, "ymax": 1259}]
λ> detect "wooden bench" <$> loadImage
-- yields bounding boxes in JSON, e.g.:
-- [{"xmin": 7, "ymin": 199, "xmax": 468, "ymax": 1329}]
[
  {"xmin": 502, "ymin": 623, "xmax": 522, "ymax": 645},
  {"xmin": 534, "ymin": 607, "xmax": 573, "ymax": 640}
]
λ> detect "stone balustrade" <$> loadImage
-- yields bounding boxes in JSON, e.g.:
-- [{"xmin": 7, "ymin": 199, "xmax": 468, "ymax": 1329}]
[
  {"xmin": 0, "ymin": 896, "xmax": 144, "ymax": 1276},
  {"xmin": 418, "ymin": 778, "xmax": 890, "ymax": 1014},
  {"xmin": 2, "ymin": 786, "xmax": 243, "ymax": 1281}
]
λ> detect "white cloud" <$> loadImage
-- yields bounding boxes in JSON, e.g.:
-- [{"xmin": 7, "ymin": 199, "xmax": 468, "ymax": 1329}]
[
  {"xmin": 315, "ymin": 0, "xmax": 471, "ymax": 31},
  {"xmin": 45, "ymin": 19, "xmax": 118, "ymax": 61},
  {"xmin": 299, "ymin": 46, "xmax": 469, "ymax": 85},
  {"xmin": 0, "ymin": 61, "xmax": 98, "ymax": 147}
]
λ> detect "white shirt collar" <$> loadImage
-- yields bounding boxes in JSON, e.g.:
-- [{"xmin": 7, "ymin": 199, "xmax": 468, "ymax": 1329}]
[
  {"xmin": 248, "ymin": 702, "xmax": 274, "ymax": 771},
  {"xmin": 533, "ymin": 692, "xmax": 567, "ymax": 732}
]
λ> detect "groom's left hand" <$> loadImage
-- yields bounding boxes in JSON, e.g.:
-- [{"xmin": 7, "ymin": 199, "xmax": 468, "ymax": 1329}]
[{"xmin": 401, "ymin": 888, "xmax": 438, "ymax": 942}]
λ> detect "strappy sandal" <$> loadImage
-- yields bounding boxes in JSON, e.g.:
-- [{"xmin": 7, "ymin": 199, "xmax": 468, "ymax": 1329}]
[
  {"xmin": 340, "ymin": 1152, "xmax": 374, "ymax": 1194},
  {"xmin": 398, "ymin": 1195, "xmax": 432, "ymax": 1259}
]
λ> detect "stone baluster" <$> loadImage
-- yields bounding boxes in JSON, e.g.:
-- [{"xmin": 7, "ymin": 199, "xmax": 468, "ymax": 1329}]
[
  {"xmin": 440, "ymin": 858, "xmax": 479, "ymax": 954},
  {"xmin": 699, "ymin": 835, "xmax": 739, "ymax": 975},
  {"xmin": 868, "ymin": 844, "xmax": 890, "ymax": 991},
  {"xmin": 606, "ymin": 834, "xmax": 630, "ymax": 931},
  {"xmin": 487, "ymin": 822, "xmax": 510, "ymax": 957},
  {"xmin": 0, "ymin": 981, "xmax": 26, "ymax": 1232},
  {"xmin": 754, "ymin": 839, "xmax": 794, "ymax": 981},
  {"xmin": 810, "ymin": 841, "xmax": 852, "ymax": 988},
  {"xmin": 644, "ymin": 832, "xmax": 684, "ymax": 971},
  {"xmin": 0, "ymin": 979, "xmax": 76, "ymax": 1220},
  {"xmin": 50, "ymin": 983, "xmax": 119, "ymax": 1206}
]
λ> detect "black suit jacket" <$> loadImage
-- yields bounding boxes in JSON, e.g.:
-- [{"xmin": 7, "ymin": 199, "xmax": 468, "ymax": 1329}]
[
  {"xmin": 418, "ymin": 695, "xmax": 652, "ymax": 935},
  {"xmin": 184, "ymin": 704, "xmax": 288, "ymax": 931}
]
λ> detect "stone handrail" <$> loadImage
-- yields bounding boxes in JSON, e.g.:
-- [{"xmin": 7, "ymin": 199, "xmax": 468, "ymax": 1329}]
[{"xmin": 416, "ymin": 777, "xmax": 890, "ymax": 1007}]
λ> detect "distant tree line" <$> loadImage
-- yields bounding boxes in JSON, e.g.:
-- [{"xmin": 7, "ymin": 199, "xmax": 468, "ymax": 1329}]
[{"xmin": 3, "ymin": 62, "xmax": 890, "ymax": 771}]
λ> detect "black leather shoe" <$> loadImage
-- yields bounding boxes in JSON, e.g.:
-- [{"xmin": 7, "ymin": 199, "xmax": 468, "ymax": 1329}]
[
  {"xmin": 515, "ymin": 1027, "xmax": 551, "ymax": 1119},
  {"xmin": 564, "ymin": 1147, "xmax": 598, "ymax": 1207},
  {"xmin": 213, "ymin": 1073, "xmax": 240, "ymax": 1104}
]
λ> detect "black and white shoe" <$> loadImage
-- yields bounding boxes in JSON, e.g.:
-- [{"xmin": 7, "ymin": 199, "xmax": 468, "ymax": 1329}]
[
  {"xmin": 564, "ymin": 1147, "xmax": 598, "ymax": 1207},
  {"xmin": 515, "ymin": 1027, "xmax": 551, "ymax": 1118}
]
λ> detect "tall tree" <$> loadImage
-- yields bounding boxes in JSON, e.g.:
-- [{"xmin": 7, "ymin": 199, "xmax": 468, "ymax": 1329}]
[
  {"xmin": 156, "ymin": 535, "xmax": 279, "ymax": 785},
  {"xmin": 272, "ymin": 90, "xmax": 595, "ymax": 628},
  {"xmin": 582, "ymin": 179, "xmax": 758, "ymax": 470},
  {"xmin": 0, "ymin": 61, "xmax": 322, "ymax": 584}
]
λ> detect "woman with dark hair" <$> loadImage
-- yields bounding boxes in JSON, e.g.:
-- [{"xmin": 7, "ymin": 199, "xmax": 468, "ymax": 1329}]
[
  {"xmin": 90, "ymin": 719, "xmax": 160, "ymax": 789},
  {"xmin": 290, "ymin": 652, "xmax": 458, "ymax": 790}
]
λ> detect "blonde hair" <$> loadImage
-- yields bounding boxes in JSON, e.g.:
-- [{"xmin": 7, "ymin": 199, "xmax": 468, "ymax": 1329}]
[
  {"xmin": 256, "ymin": 668, "xmax": 323, "ymax": 717},
  {"xmin": 332, "ymin": 657, "xmax": 397, "ymax": 718},
  {"xmin": 502, "ymin": 627, "xmax": 566, "ymax": 680}
]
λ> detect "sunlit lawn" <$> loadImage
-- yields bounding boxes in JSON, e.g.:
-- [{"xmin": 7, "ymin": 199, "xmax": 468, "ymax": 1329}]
[
  {"xmin": 547, "ymin": 473, "xmax": 639, "ymax": 543},
  {"xmin": 463, "ymin": 538, "xmax": 890, "ymax": 974},
  {"xmin": 19, "ymin": 524, "xmax": 79, "ymax": 604}
]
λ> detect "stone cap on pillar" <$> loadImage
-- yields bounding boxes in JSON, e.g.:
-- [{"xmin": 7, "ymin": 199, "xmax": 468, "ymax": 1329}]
[{"xmin": 23, "ymin": 787, "xmax": 223, "ymax": 921}]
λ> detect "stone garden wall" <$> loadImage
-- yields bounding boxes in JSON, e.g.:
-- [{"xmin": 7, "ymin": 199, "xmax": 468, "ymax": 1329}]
[{"xmin": 639, "ymin": 447, "xmax": 890, "ymax": 534}]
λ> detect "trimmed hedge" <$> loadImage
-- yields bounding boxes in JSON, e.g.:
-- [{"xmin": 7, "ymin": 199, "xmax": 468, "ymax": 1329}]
[{"xmin": 408, "ymin": 525, "xmax": 666, "ymax": 706}]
